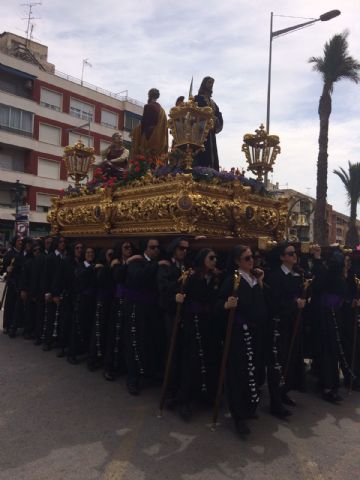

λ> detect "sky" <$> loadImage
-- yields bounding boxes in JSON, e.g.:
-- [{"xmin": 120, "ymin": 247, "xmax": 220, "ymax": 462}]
[{"xmin": 1, "ymin": 0, "xmax": 360, "ymax": 215}]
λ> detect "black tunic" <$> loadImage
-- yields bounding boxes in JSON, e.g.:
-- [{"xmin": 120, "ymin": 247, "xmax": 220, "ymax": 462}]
[
  {"xmin": 178, "ymin": 272, "xmax": 222, "ymax": 405},
  {"xmin": 217, "ymin": 274, "xmax": 266, "ymax": 420},
  {"xmin": 267, "ymin": 267, "xmax": 305, "ymax": 392},
  {"xmin": 124, "ymin": 257, "xmax": 161, "ymax": 386}
]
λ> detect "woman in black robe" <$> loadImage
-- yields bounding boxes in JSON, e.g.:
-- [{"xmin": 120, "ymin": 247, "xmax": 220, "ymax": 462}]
[
  {"xmin": 103, "ymin": 241, "xmax": 134, "ymax": 381},
  {"xmin": 88, "ymin": 248, "xmax": 115, "ymax": 371},
  {"xmin": 52, "ymin": 241, "xmax": 84, "ymax": 357},
  {"xmin": 266, "ymin": 242, "xmax": 306, "ymax": 417},
  {"xmin": 67, "ymin": 247, "xmax": 97, "ymax": 364},
  {"xmin": 217, "ymin": 245, "xmax": 265, "ymax": 437},
  {"xmin": 2, "ymin": 235, "xmax": 23, "ymax": 335},
  {"xmin": 176, "ymin": 248, "xmax": 222, "ymax": 421},
  {"xmin": 340, "ymin": 255, "xmax": 360, "ymax": 390}
]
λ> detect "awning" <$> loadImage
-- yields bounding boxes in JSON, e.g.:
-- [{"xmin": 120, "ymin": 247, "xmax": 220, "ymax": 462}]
[{"xmin": 0, "ymin": 63, "xmax": 37, "ymax": 80}]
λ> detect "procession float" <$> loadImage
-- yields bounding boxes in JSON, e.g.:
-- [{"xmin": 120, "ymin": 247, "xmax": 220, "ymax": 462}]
[{"xmin": 47, "ymin": 81, "xmax": 290, "ymax": 252}]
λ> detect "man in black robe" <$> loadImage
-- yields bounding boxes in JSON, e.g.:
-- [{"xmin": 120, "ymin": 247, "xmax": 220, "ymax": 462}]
[
  {"xmin": 193, "ymin": 76, "xmax": 223, "ymax": 171},
  {"xmin": 123, "ymin": 238, "xmax": 165, "ymax": 395}
]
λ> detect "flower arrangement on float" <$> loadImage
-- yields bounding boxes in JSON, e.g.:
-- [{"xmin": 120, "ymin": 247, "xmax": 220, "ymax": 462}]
[{"xmin": 60, "ymin": 149, "xmax": 264, "ymax": 198}]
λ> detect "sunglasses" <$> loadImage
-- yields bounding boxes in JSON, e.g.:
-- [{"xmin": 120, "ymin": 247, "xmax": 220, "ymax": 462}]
[
  {"xmin": 149, "ymin": 245, "xmax": 160, "ymax": 250},
  {"xmin": 208, "ymin": 255, "xmax": 217, "ymax": 261},
  {"xmin": 242, "ymin": 255, "xmax": 253, "ymax": 261},
  {"xmin": 285, "ymin": 251, "xmax": 297, "ymax": 256}
]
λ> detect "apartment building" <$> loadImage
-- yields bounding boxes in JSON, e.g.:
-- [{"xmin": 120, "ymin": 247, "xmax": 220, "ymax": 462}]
[
  {"xmin": 0, "ymin": 32, "xmax": 143, "ymax": 243},
  {"xmin": 269, "ymin": 185, "xmax": 360, "ymax": 245}
]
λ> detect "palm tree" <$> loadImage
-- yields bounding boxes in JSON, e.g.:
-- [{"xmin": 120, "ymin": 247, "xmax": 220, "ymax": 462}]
[
  {"xmin": 309, "ymin": 31, "xmax": 360, "ymax": 245},
  {"xmin": 333, "ymin": 161, "xmax": 360, "ymax": 247}
]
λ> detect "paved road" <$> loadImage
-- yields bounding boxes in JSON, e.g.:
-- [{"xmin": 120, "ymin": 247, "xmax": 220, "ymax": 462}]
[{"xmin": 0, "ymin": 284, "xmax": 360, "ymax": 479}]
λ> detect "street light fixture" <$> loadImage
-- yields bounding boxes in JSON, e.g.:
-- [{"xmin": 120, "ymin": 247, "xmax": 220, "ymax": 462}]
[
  {"xmin": 266, "ymin": 9, "xmax": 341, "ymax": 135},
  {"xmin": 264, "ymin": 9, "xmax": 340, "ymax": 186}
]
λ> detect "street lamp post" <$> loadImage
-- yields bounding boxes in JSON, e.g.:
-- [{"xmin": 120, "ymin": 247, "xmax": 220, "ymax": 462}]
[
  {"xmin": 10, "ymin": 180, "xmax": 27, "ymax": 235},
  {"xmin": 265, "ymin": 9, "xmax": 341, "ymax": 184}
]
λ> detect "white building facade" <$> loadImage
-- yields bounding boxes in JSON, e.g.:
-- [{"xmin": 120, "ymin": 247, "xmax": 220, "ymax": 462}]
[{"xmin": 0, "ymin": 32, "xmax": 143, "ymax": 242}]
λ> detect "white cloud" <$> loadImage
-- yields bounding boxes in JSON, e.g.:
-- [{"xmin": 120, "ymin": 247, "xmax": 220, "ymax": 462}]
[{"xmin": 1, "ymin": 0, "xmax": 359, "ymax": 215}]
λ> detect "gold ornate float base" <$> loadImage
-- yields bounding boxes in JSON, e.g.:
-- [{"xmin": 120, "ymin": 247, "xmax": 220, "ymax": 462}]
[{"xmin": 48, "ymin": 173, "xmax": 288, "ymax": 241}]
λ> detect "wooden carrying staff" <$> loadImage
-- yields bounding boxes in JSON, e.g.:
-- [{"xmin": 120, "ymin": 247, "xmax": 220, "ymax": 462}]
[
  {"xmin": 158, "ymin": 268, "xmax": 191, "ymax": 417},
  {"xmin": 211, "ymin": 271, "xmax": 241, "ymax": 430},
  {"xmin": 283, "ymin": 276, "xmax": 312, "ymax": 384},
  {"xmin": 349, "ymin": 275, "xmax": 360, "ymax": 394}
]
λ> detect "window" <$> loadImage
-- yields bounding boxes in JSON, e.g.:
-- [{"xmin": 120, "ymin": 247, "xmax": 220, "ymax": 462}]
[
  {"xmin": 38, "ymin": 158, "xmax": 60, "ymax": 179},
  {"xmin": 99, "ymin": 140, "xmax": 111, "ymax": 156},
  {"xmin": 39, "ymin": 123, "xmax": 61, "ymax": 145},
  {"xmin": 0, "ymin": 104, "xmax": 33, "ymax": 136},
  {"xmin": 0, "ymin": 147, "xmax": 26, "ymax": 172},
  {"xmin": 69, "ymin": 98, "xmax": 94, "ymax": 122},
  {"xmin": 36, "ymin": 193, "xmax": 54, "ymax": 213},
  {"xmin": 0, "ymin": 188, "xmax": 12, "ymax": 208},
  {"xmin": 40, "ymin": 88, "xmax": 62, "ymax": 111},
  {"xmin": 124, "ymin": 111, "xmax": 142, "ymax": 131},
  {"xmin": 101, "ymin": 109, "xmax": 118, "ymax": 128},
  {"xmin": 68, "ymin": 132, "xmax": 94, "ymax": 147}
]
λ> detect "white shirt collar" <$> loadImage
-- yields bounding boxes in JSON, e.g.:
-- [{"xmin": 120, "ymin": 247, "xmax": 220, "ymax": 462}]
[
  {"xmin": 55, "ymin": 249, "xmax": 61, "ymax": 257},
  {"xmin": 238, "ymin": 269, "xmax": 258, "ymax": 288},
  {"xmin": 144, "ymin": 253, "xmax": 151, "ymax": 262},
  {"xmin": 281, "ymin": 264, "xmax": 300, "ymax": 276},
  {"xmin": 84, "ymin": 261, "xmax": 91, "ymax": 267}
]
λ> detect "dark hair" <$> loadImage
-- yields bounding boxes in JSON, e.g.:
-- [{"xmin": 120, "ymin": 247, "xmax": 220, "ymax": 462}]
[
  {"xmin": 193, "ymin": 248, "xmax": 214, "ymax": 272},
  {"xmin": 148, "ymin": 88, "xmax": 160, "ymax": 100},
  {"xmin": 11, "ymin": 235, "xmax": 23, "ymax": 248},
  {"xmin": 51, "ymin": 236, "xmax": 66, "ymax": 253},
  {"xmin": 67, "ymin": 241, "xmax": 84, "ymax": 259},
  {"xmin": 97, "ymin": 248, "xmax": 114, "ymax": 265},
  {"xmin": 140, "ymin": 238, "xmax": 159, "ymax": 253},
  {"xmin": 32, "ymin": 240, "xmax": 43, "ymax": 253},
  {"xmin": 166, "ymin": 237, "xmax": 188, "ymax": 258},
  {"xmin": 113, "ymin": 240, "xmax": 135, "ymax": 260},
  {"xmin": 198, "ymin": 76, "xmax": 214, "ymax": 96},
  {"xmin": 226, "ymin": 244, "xmax": 250, "ymax": 273}
]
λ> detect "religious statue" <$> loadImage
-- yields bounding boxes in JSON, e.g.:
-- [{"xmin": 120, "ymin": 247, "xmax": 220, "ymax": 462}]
[
  {"xmin": 101, "ymin": 132, "xmax": 129, "ymax": 168},
  {"xmin": 193, "ymin": 77, "xmax": 223, "ymax": 171},
  {"xmin": 131, "ymin": 88, "xmax": 168, "ymax": 160}
]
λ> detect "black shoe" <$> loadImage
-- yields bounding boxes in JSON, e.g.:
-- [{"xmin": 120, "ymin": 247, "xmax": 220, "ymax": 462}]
[
  {"xmin": 332, "ymin": 392, "xmax": 343, "ymax": 402},
  {"xmin": 103, "ymin": 371, "xmax": 115, "ymax": 382},
  {"xmin": 23, "ymin": 333, "xmax": 32, "ymax": 340},
  {"xmin": 2, "ymin": 329, "xmax": 9, "ymax": 335},
  {"xmin": 322, "ymin": 391, "xmax": 341, "ymax": 404},
  {"xmin": 127, "ymin": 382, "xmax": 139, "ymax": 396},
  {"xmin": 247, "ymin": 413, "xmax": 259, "ymax": 420},
  {"xmin": 270, "ymin": 405, "xmax": 292, "ymax": 419},
  {"xmin": 57, "ymin": 349, "xmax": 65, "ymax": 358},
  {"xmin": 9, "ymin": 330, "xmax": 17, "ymax": 338},
  {"xmin": 34, "ymin": 338, "xmax": 42, "ymax": 345},
  {"xmin": 234, "ymin": 419, "xmax": 251, "ymax": 437},
  {"xmin": 42, "ymin": 344, "xmax": 52, "ymax": 351},
  {"xmin": 179, "ymin": 403, "xmax": 192, "ymax": 421},
  {"xmin": 67, "ymin": 356, "xmax": 79, "ymax": 365},
  {"xmin": 281, "ymin": 393, "xmax": 296, "ymax": 407}
]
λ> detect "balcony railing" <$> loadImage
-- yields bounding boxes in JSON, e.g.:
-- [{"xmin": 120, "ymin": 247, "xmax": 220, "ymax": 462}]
[{"xmin": 54, "ymin": 70, "xmax": 144, "ymax": 108}]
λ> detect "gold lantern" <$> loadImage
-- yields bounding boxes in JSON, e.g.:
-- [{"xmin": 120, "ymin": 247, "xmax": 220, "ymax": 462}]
[
  {"xmin": 242, "ymin": 124, "xmax": 280, "ymax": 182},
  {"xmin": 63, "ymin": 139, "xmax": 95, "ymax": 188},
  {"xmin": 168, "ymin": 96, "xmax": 214, "ymax": 169}
]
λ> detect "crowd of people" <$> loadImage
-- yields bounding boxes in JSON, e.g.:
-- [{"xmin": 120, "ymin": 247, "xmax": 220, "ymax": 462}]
[{"xmin": 1, "ymin": 235, "xmax": 360, "ymax": 438}]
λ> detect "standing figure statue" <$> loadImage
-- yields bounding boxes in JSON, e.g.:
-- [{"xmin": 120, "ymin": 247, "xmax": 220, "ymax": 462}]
[
  {"xmin": 131, "ymin": 88, "xmax": 168, "ymax": 161},
  {"xmin": 102, "ymin": 132, "xmax": 129, "ymax": 169},
  {"xmin": 193, "ymin": 76, "xmax": 223, "ymax": 171}
]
